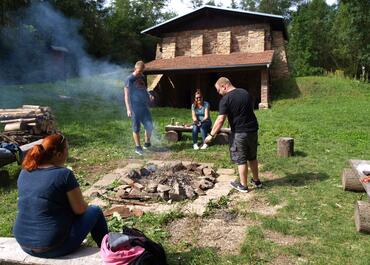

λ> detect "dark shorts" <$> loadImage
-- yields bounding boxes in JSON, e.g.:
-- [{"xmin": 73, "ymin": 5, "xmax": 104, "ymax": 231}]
[
  {"xmin": 131, "ymin": 106, "xmax": 153, "ymax": 133},
  {"xmin": 229, "ymin": 132, "xmax": 258, "ymax": 165}
]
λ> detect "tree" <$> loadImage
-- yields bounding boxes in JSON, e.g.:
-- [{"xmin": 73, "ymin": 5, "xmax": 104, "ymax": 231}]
[
  {"xmin": 190, "ymin": 0, "xmax": 203, "ymax": 8},
  {"xmin": 288, "ymin": 0, "xmax": 335, "ymax": 76},
  {"xmin": 230, "ymin": 0, "xmax": 238, "ymax": 9},
  {"xmin": 239, "ymin": 0, "xmax": 258, "ymax": 11},
  {"xmin": 332, "ymin": 0, "xmax": 370, "ymax": 77}
]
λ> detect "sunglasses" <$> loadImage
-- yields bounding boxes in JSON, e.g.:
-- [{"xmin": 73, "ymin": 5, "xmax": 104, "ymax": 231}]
[{"xmin": 195, "ymin": 97, "xmax": 202, "ymax": 100}]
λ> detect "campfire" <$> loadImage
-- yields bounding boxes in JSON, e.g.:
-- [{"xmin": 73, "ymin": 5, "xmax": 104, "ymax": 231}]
[
  {"xmin": 0, "ymin": 105, "xmax": 56, "ymax": 145},
  {"xmin": 104, "ymin": 162, "xmax": 218, "ymax": 202}
]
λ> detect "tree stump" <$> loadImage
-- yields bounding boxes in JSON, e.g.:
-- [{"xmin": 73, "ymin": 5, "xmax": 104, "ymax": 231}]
[
  {"xmin": 164, "ymin": 130, "xmax": 179, "ymax": 142},
  {"xmin": 342, "ymin": 168, "xmax": 364, "ymax": 192},
  {"xmin": 354, "ymin": 201, "xmax": 370, "ymax": 233},
  {"xmin": 214, "ymin": 133, "xmax": 229, "ymax": 145},
  {"xmin": 277, "ymin": 137, "xmax": 294, "ymax": 157}
]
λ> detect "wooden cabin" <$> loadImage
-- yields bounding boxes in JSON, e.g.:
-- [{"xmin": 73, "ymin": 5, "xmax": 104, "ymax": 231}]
[{"xmin": 142, "ymin": 5, "xmax": 289, "ymax": 109}]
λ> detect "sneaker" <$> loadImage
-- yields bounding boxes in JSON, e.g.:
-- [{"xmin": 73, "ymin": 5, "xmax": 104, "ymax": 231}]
[
  {"xmin": 250, "ymin": 178, "xmax": 263, "ymax": 188},
  {"xmin": 230, "ymin": 181, "xmax": 249, "ymax": 193},
  {"xmin": 200, "ymin": 143, "xmax": 208, "ymax": 150},
  {"xmin": 135, "ymin": 146, "xmax": 144, "ymax": 156},
  {"xmin": 143, "ymin": 142, "xmax": 151, "ymax": 149},
  {"xmin": 193, "ymin": 144, "xmax": 199, "ymax": 150}
]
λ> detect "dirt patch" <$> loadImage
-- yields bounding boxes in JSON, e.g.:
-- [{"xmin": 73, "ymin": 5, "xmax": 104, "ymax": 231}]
[
  {"xmin": 265, "ymin": 230, "xmax": 305, "ymax": 246},
  {"xmin": 247, "ymin": 196, "xmax": 286, "ymax": 216},
  {"xmin": 167, "ymin": 214, "xmax": 257, "ymax": 255}
]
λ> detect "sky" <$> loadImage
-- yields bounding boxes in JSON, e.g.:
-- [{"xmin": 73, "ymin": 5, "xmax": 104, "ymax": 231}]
[{"xmin": 166, "ymin": 0, "xmax": 338, "ymax": 15}]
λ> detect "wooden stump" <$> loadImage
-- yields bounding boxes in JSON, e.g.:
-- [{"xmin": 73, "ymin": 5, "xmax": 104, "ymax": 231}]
[
  {"xmin": 354, "ymin": 201, "xmax": 370, "ymax": 233},
  {"xmin": 342, "ymin": 168, "xmax": 364, "ymax": 192},
  {"xmin": 214, "ymin": 133, "xmax": 229, "ymax": 145},
  {"xmin": 277, "ymin": 137, "xmax": 294, "ymax": 157},
  {"xmin": 164, "ymin": 130, "xmax": 179, "ymax": 142}
]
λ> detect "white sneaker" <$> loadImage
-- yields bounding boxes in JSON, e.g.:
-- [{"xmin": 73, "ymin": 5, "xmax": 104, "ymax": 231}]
[
  {"xmin": 193, "ymin": 144, "xmax": 199, "ymax": 150},
  {"xmin": 200, "ymin": 144, "xmax": 208, "ymax": 150}
]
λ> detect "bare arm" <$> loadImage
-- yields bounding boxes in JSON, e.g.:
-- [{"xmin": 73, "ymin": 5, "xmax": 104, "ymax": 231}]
[
  {"xmin": 124, "ymin": 86, "xmax": 132, "ymax": 117},
  {"xmin": 67, "ymin": 187, "xmax": 88, "ymax": 215},
  {"xmin": 210, "ymin": 114, "xmax": 226, "ymax": 136}
]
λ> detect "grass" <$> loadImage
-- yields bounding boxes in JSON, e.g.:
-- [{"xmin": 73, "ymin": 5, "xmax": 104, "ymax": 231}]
[{"xmin": 0, "ymin": 75, "xmax": 369, "ymax": 264}]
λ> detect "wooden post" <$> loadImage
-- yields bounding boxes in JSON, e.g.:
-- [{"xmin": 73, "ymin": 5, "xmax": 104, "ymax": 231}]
[
  {"xmin": 277, "ymin": 137, "xmax": 294, "ymax": 157},
  {"xmin": 342, "ymin": 168, "xmax": 365, "ymax": 192},
  {"xmin": 258, "ymin": 68, "xmax": 270, "ymax": 109},
  {"xmin": 355, "ymin": 201, "xmax": 370, "ymax": 233}
]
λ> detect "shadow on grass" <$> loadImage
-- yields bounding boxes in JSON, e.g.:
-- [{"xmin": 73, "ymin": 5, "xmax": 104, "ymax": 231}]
[
  {"xmin": 263, "ymin": 172, "xmax": 329, "ymax": 188},
  {"xmin": 294, "ymin": 150, "xmax": 307, "ymax": 157},
  {"xmin": 167, "ymin": 247, "xmax": 220, "ymax": 265},
  {"xmin": 272, "ymin": 78, "xmax": 301, "ymax": 100},
  {"xmin": 0, "ymin": 169, "xmax": 20, "ymax": 188}
]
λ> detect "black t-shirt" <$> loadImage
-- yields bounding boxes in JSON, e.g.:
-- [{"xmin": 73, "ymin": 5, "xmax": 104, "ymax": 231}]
[{"xmin": 219, "ymin": 88, "xmax": 258, "ymax": 133}]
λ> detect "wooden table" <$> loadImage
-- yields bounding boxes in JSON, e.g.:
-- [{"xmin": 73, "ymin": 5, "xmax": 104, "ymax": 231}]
[
  {"xmin": 349, "ymin": 160, "xmax": 370, "ymax": 233},
  {"xmin": 164, "ymin": 125, "xmax": 231, "ymax": 144}
]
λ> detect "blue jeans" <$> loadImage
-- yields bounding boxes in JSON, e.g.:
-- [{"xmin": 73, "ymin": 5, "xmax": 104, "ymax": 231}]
[
  {"xmin": 21, "ymin": 205, "xmax": 108, "ymax": 258},
  {"xmin": 192, "ymin": 120, "xmax": 212, "ymax": 144}
]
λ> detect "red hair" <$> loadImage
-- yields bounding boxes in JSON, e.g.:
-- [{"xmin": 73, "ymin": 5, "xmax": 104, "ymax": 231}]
[{"xmin": 22, "ymin": 134, "xmax": 67, "ymax": 171}]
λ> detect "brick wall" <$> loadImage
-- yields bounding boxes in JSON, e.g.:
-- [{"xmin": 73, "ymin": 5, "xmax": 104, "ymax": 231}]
[
  {"xmin": 156, "ymin": 23, "xmax": 270, "ymax": 58},
  {"xmin": 270, "ymin": 31, "xmax": 289, "ymax": 80}
]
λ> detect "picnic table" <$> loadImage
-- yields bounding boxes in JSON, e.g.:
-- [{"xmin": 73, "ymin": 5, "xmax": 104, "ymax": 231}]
[
  {"xmin": 344, "ymin": 160, "xmax": 370, "ymax": 233},
  {"xmin": 164, "ymin": 125, "xmax": 231, "ymax": 144},
  {"xmin": 0, "ymin": 139, "xmax": 43, "ymax": 168}
]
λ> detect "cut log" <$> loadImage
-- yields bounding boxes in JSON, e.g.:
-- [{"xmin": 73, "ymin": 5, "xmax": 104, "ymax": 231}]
[
  {"xmin": 214, "ymin": 132, "xmax": 229, "ymax": 145},
  {"xmin": 22, "ymin": 105, "xmax": 40, "ymax": 109},
  {"xmin": 342, "ymin": 168, "xmax": 364, "ymax": 192},
  {"xmin": 0, "ymin": 118, "xmax": 37, "ymax": 124},
  {"xmin": 4, "ymin": 122, "xmax": 27, "ymax": 132},
  {"xmin": 277, "ymin": 137, "xmax": 294, "ymax": 157},
  {"xmin": 355, "ymin": 201, "xmax": 370, "ymax": 233},
  {"xmin": 165, "ymin": 130, "xmax": 179, "ymax": 142}
]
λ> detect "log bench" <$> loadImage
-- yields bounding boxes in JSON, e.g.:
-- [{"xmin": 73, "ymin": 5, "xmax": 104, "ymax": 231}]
[
  {"xmin": 346, "ymin": 160, "xmax": 370, "ymax": 233},
  {"xmin": 0, "ymin": 237, "xmax": 101, "ymax": 264},
  {"xmin": 0, "ymin": 139, "xmax": 43, "ymax": 168},
  {"xmin": 164, "ymin": 125, "xmax": 231, "ymax": 145}
]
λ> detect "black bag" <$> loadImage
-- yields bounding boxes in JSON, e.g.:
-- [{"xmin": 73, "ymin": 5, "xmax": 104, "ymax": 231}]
[{"xmin": 122, "ymin": 226, "xmax": 168, "ymax": 265}]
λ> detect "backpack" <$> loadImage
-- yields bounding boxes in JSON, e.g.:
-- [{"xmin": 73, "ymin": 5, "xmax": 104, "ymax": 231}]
[{"xmin": 122, "ymin": 226, "xmax": 168, "ymax": 265}]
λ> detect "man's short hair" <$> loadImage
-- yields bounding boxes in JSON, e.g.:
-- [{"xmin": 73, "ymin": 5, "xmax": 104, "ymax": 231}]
[
  {"xmin": 215, "ymin": 77, "xmax": 232, "ymax": 87},
  {"xmin": 135, "ymin": 60, "xmax": 145, "ymax": 69}
]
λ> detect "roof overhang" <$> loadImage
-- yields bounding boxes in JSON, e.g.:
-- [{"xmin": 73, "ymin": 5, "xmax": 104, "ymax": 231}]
[{"xmin": 144, "ymin": 50, "xmax": 274, "ymax": 75}]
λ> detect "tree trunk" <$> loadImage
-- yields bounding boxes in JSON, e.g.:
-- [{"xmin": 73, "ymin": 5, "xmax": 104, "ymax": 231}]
[
  {"xmin": 165, "ymin": 130, "xmax": 179, "ymax": 142},
  {"xmin": 355, "ymin": 201, "xmax": 370, "ymax": 233},
  {"xmin": 277, "ymin": 137, "xmax": 294, "ymax": 157},
  {"xmin": 342, "ymin": 168, "xmax": 364, "ymax": 192}
]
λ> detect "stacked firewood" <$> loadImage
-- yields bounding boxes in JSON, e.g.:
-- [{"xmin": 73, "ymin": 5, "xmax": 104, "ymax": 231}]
[{"xmin": 0, "ymin": 105, "xmax": 57, "ymax": 145}]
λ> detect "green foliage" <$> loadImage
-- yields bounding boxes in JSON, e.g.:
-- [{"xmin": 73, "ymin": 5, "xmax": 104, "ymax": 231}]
[{"xmin": 204, "ymin": 195, "xmax": 230, "ymax": 216}]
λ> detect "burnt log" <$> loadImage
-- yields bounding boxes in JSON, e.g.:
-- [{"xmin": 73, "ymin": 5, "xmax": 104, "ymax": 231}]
[{"xmin": 214, "ymin": 132, "xmax": 229, "ymax": 145}]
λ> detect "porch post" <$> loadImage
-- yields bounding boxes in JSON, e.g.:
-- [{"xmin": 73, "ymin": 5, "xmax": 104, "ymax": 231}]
[{"xmin": 258, "ymin": 68, "xmax": 270, "ymax": 109}]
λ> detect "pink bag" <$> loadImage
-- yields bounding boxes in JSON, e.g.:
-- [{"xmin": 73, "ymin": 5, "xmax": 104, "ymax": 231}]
[{"xmin": 100, "ymin": 234, "xmax": 145, "ymax": 265}]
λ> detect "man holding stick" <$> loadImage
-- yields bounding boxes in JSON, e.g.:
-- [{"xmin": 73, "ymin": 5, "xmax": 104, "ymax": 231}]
[
  {"xmin": 124, "ymin": 61, "xmax": 154, "ymax": 156},
  {"xmin": 205, "ymin": 77, "xmax": 262, "ymax": 192}
]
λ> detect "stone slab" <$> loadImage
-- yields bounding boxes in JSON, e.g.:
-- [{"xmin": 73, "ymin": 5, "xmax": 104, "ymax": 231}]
[
  {"xmin": 217, "ymin": 175, "xmax": 236, "ymax": 183},
  {"xmin": 124, "ymin": 163, "xmax": 144, "ymax": 170},
  {"xmin": 0, "ymin": 237, "xmax": 101, "ymax": 264}
]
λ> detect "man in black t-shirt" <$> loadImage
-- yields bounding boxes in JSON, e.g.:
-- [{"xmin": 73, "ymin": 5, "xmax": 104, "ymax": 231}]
[{"xmin": 205, "ymin": 77, "xmax": 262, "ymax": 192}]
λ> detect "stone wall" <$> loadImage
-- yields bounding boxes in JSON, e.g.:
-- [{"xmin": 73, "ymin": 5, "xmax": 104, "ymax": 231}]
[
  {"xmin": 156, "ymin": 23, "xmax": 270, "ymax": 58},
  {"xmin": 270, "ymin": 31, "xmax": 289, "ymax": 80},
  {"xmin": 191, "ymin": 34, "xmax": 203, "ymax": 57}
]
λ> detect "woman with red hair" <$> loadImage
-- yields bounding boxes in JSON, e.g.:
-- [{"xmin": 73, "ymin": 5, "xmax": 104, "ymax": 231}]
[{"xmin": 13, "ymin": 134, "xmax": 108, "ymax": 258}]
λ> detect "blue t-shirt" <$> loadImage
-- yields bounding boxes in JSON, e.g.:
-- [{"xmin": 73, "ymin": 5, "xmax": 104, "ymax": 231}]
[
  {"xmin": 191, "ymin": 101, "xmax": 210, "ymax": 122},
  {"xmin": 13, "ymin": 167, "xmax": 79, "ymax": 248},
  {"xmin": 125, "ymin": 74, "xmax": 150, "ymax": 108}
]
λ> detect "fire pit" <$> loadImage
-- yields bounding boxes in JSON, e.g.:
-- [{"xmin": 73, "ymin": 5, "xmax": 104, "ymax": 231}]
[{"xmin": 104, "ymin": 161, "xmax": 218, "ymax": 202}]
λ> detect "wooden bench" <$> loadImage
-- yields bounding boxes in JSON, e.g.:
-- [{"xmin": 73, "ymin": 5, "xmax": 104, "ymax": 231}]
[
  {"xmin": 345, "ymin": 160, "xmax": 370, "ymax": 233},
  {"xmin": 164, "ymin": 125, "xmax": 231, "ymax": 145},
  {"xmin": 0, "ymin": 139, "xmax": 43, "ymax": 168},
  {"xmin": 0, "ymin": 237, "xmax": 101, "ymax": 264}
]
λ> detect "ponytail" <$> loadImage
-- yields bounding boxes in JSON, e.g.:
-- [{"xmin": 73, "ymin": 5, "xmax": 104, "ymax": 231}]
[{"xmin": 22, "ymin": 134, "xmax": 67, "ymax": 171}]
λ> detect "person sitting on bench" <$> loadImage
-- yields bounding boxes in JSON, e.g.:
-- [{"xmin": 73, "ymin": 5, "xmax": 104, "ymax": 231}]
[
  {"xmin": 191, "ymin": 89, "xmax": 212, "ymax": 150},
  {"xmin": 13, "ymin": 134, "xmax": 108, "ymax": 258}
]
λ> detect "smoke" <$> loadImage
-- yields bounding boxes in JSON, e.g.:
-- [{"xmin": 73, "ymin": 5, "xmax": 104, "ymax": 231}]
[{"xmin": 0, "ymin": 1, "xmax": 129, "ymax": 93}]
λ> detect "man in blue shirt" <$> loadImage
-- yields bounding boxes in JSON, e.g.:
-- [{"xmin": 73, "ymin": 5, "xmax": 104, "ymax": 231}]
[{"xmin": 124, "ymin": 61, "xmax": 154, "ymax": 155}]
